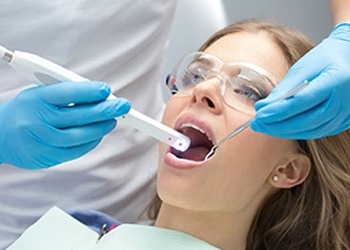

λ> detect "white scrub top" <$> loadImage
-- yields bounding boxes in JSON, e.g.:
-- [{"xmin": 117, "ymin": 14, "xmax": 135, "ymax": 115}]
[{"xmin": 0, "ymin": 0, "xmax": 175, "ymax": 247}]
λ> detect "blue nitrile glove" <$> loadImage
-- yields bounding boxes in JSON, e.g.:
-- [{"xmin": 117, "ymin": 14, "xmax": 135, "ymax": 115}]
[
  {"xmin": 251, "ymin": 23, "xmax": 350, "ymax": 139},
  {"xmin": 0, "ymin": 81, "xmax": 131, "ymax": 169}
]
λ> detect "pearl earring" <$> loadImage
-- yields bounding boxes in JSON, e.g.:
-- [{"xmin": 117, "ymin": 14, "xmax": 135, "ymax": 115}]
[{"xmin": 273, "ymin": 175, "xmax": 279, "ymax": 182}]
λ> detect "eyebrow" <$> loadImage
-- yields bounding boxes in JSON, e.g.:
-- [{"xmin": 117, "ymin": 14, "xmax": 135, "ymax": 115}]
[
  {"xmin": 194, "ymin": 56, "xmax": 216, "ymax": 69},
  {"xmin": 227, "ymin": 62, "xmax": 279, "ymax": 87},
  {"xmin": 193, "ymin": 53, "xmax": 278, "ymax": 91}
]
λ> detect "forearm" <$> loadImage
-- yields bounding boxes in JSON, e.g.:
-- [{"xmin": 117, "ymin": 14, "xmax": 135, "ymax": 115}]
[{"xmin": 329, "ymin": 0, "xmax": 350, "ymax": 24}]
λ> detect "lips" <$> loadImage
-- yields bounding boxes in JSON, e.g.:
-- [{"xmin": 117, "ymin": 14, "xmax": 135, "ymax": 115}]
[{"xmin": 170, "ymin": 115, "xmax": 215, "ymax": 162}]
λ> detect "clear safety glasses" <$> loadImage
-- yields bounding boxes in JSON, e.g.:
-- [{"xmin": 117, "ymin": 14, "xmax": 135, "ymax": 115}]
[{"xmin": 166, "ymin": 52, "xmax": 279, "ymax": 115}]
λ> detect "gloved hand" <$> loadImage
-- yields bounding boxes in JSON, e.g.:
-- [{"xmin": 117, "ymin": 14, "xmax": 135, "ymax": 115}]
[
  {"xmin": 0, "ymin": 81, "xmax": 131, "ymax": 169},
  {"xmin": 251, "ymin": 23, "xmax": 350, "ymax": 139}
]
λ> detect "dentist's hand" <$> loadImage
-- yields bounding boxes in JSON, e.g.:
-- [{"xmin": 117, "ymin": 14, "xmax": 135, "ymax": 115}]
[
  {"xmin": 251, "ymin": 23, "xmax": 350, "ymax": 139},
  {"xmin": 0, "ymin": 81, "xmax": 131, "ymax": 169}
]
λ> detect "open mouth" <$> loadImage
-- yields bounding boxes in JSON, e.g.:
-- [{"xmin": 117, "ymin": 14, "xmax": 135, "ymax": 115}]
[{"xmin": 170, "ymin": 123, "xmax": 214, "ymax": 161}]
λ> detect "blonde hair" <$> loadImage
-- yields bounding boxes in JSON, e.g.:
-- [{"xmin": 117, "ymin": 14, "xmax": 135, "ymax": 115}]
[
  {"xmin": 147, "ymin": 19, "xmax": 350, "ymax": 249},
  {"xmin": 248, "ymin": 132, "xmax": 350, "ymax": 250}
]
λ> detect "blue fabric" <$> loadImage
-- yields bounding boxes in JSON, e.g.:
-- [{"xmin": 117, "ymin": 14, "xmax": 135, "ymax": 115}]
[{"xmin": 67, "ymin": 209, "xmax": 121, "ymax": 233}]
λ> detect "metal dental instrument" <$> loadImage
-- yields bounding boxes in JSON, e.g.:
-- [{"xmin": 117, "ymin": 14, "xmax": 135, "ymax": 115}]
[
  {"xmin": 0, "ymin": 45, "xmax": 190, "ymax": 152},
  {"xmin": 204, "ymin": 80, "xmax": 309, "ymax": 160}
]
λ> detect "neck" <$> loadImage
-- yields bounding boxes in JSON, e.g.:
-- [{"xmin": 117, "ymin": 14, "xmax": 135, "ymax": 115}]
[{"xmin": 154, "ymin": 203, "xmax": 255, "ymax": 250}]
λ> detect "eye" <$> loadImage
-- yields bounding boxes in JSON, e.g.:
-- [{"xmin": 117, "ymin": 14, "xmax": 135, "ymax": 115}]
[
  {"xmin": 182, "ymin": 66, "xmax": 206, "ymax": 86},
  {"xmin": 230, "ymin": 78, "xmax": 267, "ymax": 103},
  {"xmin": 234, "ymin": 85, "xmax": 262, "ymax": 102}
]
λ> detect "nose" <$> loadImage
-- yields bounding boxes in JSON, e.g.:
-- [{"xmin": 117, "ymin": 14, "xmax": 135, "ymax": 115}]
[{"xmin": 190, "ymin": 77, "xmax": 224, "ymax": 113}]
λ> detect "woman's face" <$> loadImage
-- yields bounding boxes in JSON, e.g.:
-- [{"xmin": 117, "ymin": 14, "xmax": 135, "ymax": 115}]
[{"xmin": 157, "ymin": 31, "xmax": 299, "ymax": 213}]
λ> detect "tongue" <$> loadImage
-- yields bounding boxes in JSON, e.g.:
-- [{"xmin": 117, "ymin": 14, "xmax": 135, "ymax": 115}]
[{"xmin": 176, "ymin": 146, "xmax": 209, "ymax": 161}]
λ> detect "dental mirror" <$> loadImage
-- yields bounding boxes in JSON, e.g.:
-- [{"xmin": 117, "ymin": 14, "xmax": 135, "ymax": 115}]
[{"xmin": 204, "ymin": 80, "xmax": 309, "ymax": 160}]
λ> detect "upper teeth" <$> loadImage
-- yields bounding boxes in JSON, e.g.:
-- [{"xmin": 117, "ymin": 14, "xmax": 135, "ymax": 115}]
[
  {"xmin": 179, "ymin": 122, "xmax": 214, "ymax": 145},
  {"xmin": 179, "ymin": 122, "xmax": 206, "ymax": 135}
]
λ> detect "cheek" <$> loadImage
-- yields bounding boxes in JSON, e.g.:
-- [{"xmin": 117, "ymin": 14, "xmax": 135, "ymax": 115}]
[
  {"xmin": 211, "ymin": 132, "xmax": 294, "ymax": 207},
  {"xmin": 161, "ymin": 96, "xmax": 184, "ymax": 127},
  {"xmin": 224, "ymin": 129, "xmax": 296, "ymax": 168}
]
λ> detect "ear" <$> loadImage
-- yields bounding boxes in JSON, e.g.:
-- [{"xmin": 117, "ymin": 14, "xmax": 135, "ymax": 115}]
[{"xmin": 269, "ymin": 154, "xmax": 311, "ymax": 189}]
